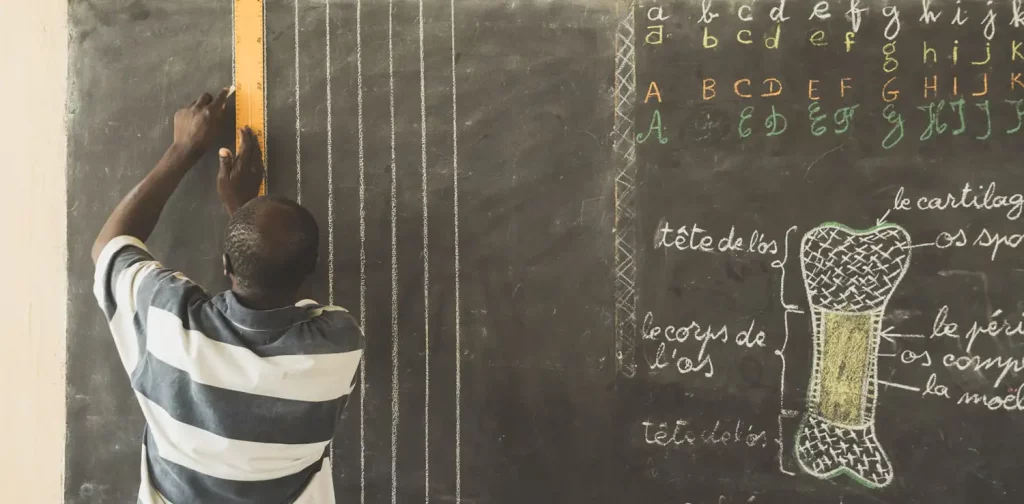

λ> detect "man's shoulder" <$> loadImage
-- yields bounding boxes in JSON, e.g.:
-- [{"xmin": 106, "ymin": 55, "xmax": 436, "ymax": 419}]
[{"xmin": 294, "ymin": 301, "xmax": 365, "ymax": 352}]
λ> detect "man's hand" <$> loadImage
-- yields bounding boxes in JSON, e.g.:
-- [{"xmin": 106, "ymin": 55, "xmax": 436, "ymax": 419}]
[
  {"xmin": 173, "ymin": 88, "xmax": 231, "ymax": 158},
  {"xmin": 218, "ymin": 127, "xmax": 265, "ymax": 216},
  {"xmin": 92, "ymin": 88, "xmax": 233, "ymax": 263}
]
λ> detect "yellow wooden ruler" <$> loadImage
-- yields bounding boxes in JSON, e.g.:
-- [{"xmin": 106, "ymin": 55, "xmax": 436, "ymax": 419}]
[{"xmin": 234, "ymin": 0, "xmax": 267, "ymax": 195}]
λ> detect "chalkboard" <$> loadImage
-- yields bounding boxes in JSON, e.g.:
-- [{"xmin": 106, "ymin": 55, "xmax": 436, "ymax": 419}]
[{"xmin": 65, "ymin": 1, "xmax": 1024, "ymax": 503}]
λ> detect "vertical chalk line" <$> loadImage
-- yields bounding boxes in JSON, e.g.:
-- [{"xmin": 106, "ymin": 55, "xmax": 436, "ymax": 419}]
[
  {"xmin": 449, "ymin": 0, "xmax": 461, "ymax": 501},
  {"xmin": 419, "ymin": 0, "xmax": 430, "ymax": 501},
  {"xmin": 262, "ymin": 0, "xmax": 268, "ymax": 193},
  {"xmin": 326, "ymin": 0, "xmax": 335, "ymax": 306},
  {"xmin": 294, "ymin": 0, "xmax": 302, "ymax": 203},
  {"xmin": 389, "ymin": 0, "xmax": 399, "ymax": 503},
  {"xmin": 324, "ymin": 0, "xmax": 336, "ymax": 469},
  {"xmin": 355, "ymin": 0, "xmax": 367, "ymax": 501},
  {"xmin": 612, "ymin": 1, "xmax": 638, "ymax": 378}
]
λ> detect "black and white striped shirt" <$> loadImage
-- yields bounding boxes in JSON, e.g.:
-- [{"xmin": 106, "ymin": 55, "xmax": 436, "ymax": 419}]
[{"xmin": 93, "ymin": 236, "xmax": 364, "ymax": 504}]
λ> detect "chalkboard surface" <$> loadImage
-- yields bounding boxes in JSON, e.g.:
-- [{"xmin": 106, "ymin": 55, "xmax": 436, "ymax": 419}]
[{"xmin": 65, "ymin": 1, "xmax": 1024, "ymax": 503}]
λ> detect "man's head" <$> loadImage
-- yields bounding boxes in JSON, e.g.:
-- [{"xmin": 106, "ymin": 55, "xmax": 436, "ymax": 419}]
[{"xmin": 223, "ymin": 196, "xmax": 319, "ymax": 295}]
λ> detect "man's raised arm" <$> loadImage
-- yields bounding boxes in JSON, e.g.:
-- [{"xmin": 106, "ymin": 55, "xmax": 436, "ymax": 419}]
[{"xmin": 90, "ymin": 88, "xmax": 231, "ymax": 263}]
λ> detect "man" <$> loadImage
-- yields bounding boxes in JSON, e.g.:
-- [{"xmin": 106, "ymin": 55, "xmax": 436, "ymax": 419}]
[{"xmin": 91, "ymin": 89, "xmax": 364, "ymax": 504}]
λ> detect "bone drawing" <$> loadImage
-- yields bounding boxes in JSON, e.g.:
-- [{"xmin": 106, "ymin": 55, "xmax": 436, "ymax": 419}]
[{"xmin": 795, "ymin": 222, "xmax": 911, "ymax": 489}]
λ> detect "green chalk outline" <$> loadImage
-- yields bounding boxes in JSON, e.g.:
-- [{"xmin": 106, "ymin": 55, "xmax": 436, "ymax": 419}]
[
  {"xmin": 792, "ymin": 418, "xmax": 892, "ymax": 490},
  {"xmin": 813, "ymin": 221, "xmax": 907, "ymax": 235}
]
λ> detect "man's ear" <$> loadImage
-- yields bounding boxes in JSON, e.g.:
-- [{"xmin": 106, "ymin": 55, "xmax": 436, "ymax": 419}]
[{"xmin": 223, "ymin": 253, "xmax": 232, "ymax": 278}]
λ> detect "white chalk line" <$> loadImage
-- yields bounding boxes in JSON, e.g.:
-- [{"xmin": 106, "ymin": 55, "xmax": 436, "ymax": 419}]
[
  {"xmin": 881, "ymin": 327, "xmax": 926, "ymax": 344},
  {"xmin": 419, "ymin": 0, "xmax": 431, "ymax": 501},
  {"xmin": 324, "ymin": 0, "xmax": 335, "ymax": 468},
  {"xmin": 389, "ymin": 1, "xmax": 399, "ymax": 503},
  {"xmin": 262, "ymin": 0, "xmax": 268, "ymax": 192},
  {"xmin": 355, "ymin": 0, "xmax": 367, "ymax": 501},
  {"xmin": 294, "ymin": 0, "xmax": 302, "ymax": 203},
  {"xmin": 877, "ymin": 379, "xmax": 921, "ymax": 392},
  {"xmin": 450, "ymin": 0, "xmax": 462, "ymax": 501},
  {"xmin": 803, "ymin": 144, "xmax": 844, "ymax": 178},
  {"xmin": 883, "ymin": 334, "xmax": 926, "ymax": 339},
  {"xmin": 880, "ymin": 335, "xmax": 925, "ymax": 344},
  {"xmin": 325, "ymin": 0, "xmax": 335, "ymax": 306}
]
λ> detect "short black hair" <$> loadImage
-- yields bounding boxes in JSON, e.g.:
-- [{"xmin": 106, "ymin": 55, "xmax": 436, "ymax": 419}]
[{"xmin": 224, "ymin": 196, "xmax": 319, "ymax": 292}]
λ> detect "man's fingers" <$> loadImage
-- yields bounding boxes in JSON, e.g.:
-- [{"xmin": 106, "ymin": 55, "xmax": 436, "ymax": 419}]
[
  {"xmin": 210, "ymin": 87, "xmax": 231, "ymax": 113},
  {"xmin": 218, "ymin": 148, "xmax": 235, "ymax": 175},
  {"xmin": 195, "ymin": 92, "xmax": 214, "ymax": 109},
  {"xmin": 243, "ymin": 128, "xmax": 263, "ymax": 171},
  {"xmin": 238, "ymin": 127, "xmax": 251, "ymax": 152},
  {"xmin": 237, "ymin": 128, "xmax": 253, "ymax": 167}
]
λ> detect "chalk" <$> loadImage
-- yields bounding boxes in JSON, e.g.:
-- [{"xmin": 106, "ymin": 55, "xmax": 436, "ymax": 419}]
[
  {"xmin": 293, "ymin": 0, "xmax": 302, "ymax": 204},
  {"xmin": 355, "ymin": 0, "xmax": 367, "ymax": 498}
]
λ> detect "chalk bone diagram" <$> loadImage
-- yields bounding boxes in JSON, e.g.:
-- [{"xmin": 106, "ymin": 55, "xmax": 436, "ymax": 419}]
[{"xmin": 795, "ymin": 223, "xmax": 912, "ymax": 489}]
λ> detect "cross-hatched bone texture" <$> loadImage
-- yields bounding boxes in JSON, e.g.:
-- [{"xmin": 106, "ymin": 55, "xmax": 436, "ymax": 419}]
[
  {"xmin": 796, "ymin": 413, "xmax": 894, "ymax": 487},
  {"xmin": 801, "ymin": 225, "xmax": 911, "ymax": 312}
]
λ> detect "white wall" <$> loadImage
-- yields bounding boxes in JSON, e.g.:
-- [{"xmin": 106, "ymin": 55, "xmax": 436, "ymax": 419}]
[{"xmin": 0, "ymin": 1, "xmax": 68, "ymax": 502}]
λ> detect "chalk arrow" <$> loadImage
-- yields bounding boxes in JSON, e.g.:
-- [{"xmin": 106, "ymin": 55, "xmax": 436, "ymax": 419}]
[
  {"xmin": 876, "ymin": 209, "xmax": 891, "ymax": 227},
  {"xmin": 877, "ymin": 379, "xmax": 921, "ymax": 392},
  {"xmin": 898, "ymin": 242, "xmax": 935, "ymax": 251},
  {"xmin": 881, "ymin": 326, "xmax": 926, "ymax": 339}
]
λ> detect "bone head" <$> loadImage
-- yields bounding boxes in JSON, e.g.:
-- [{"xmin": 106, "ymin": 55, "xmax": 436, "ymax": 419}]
[{"xmin": 800, "ymin": 223, "xmax": 911, "ymax": 313}]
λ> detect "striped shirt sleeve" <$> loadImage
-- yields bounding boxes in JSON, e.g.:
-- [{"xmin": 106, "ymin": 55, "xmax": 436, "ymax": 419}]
[{"xmin": 92, "ymin": 236, "xmax": 208, "ymax": 378}]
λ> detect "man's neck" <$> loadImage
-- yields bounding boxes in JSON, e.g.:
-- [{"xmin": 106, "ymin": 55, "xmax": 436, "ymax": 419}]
[{"xmin": 231, "ymin": 288, "xmax": 299, "ymax": 311}]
